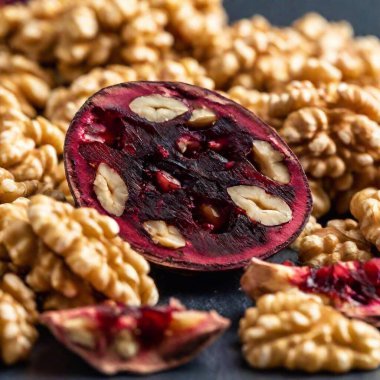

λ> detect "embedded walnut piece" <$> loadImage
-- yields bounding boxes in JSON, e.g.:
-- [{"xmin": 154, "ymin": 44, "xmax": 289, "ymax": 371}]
[
  {"xmin": 0, "ymin": 274, "xmax": 38, "ymax": 365},
  {"xmin": 351, "ymin": 188, "xmax": 380, "ymax": 250},
  {"xmin": 241, "ymin": 258, "xmax": 380, "ymax": 327},
  {"xmin": 129, "ymin": 94, "xmax": 188, "ymax": 122},
  {"xmin": 62, "ymin": 317, "xmax": 97, "ymax": 349},
  {"xmin": 227, "ymin": 185, "xmax": 292, "ymax": 226},
  {"xmin": 27, "ymin": 195, "xmax": 158, "ymax": 306},
  {"xmin": 290, "ymin": 215, "xmax": 321, "ymax": 250},
  {"xmin": 298, "ymin": 219, "xmax": 373, "ymax": 266},
  {"xmin": 93, "ymin": 163, "xmax": 129, "ymax": 217},
  {"xmin": 114, "ymin": 329, "xmax": 139, "ymax": 360},
  {"xmin": 251, "ymin": 140, "xmax": 290, "ymax": 184},
  {"xmin": 65, "ymin": 81, "xmax": 311, "ymax": 270},
  {"xmin": 188, "ymin": 108, "xmax": 217, "ymax": 127},
  {"xmin": 239, "ymin": 290, "xmax": 380, "ymax": 373},
  {"xmin": 143, "ymin": 220, "xmax": 186, "ymax": 249},
  {"xmin": 41, "ymin": 299, "xmax": 230, "ymax": 374}
]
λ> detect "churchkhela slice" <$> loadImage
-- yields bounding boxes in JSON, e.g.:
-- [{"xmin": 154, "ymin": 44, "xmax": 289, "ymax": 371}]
[
  {"xmin": 65, "ymin": 81, "xmax": 311, "ymax": 270},
  {"xmin": 41, "ymin": 299, "xmax": 230, "ymax": 374},
  {"xmin": 241, "ymin": 258, "xmax": 380, "ymax": 326}
]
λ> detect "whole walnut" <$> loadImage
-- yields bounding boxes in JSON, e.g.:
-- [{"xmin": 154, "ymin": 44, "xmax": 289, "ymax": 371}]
[{"xmin": 240, "ymin": 290, "xmax": 380, "ymax": 373}]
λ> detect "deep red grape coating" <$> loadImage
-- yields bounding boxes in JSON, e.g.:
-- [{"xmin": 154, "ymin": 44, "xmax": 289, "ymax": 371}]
[{"xmin": 65, "ymin": 81, "xmax": 311, "ymax": 270}]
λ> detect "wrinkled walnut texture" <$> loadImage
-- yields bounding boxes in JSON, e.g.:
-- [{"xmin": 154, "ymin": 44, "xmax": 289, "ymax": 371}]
[
  {"xmin": 239, "ymin": 290, "xmax": 380, "ymax": 373},
  {"xmin": 351, "ymin": 188, "xmax": 380, "ymax": 250},
  {"xmin": 297, "ymin": 218, "xmax": 373, "ymax": 266}
]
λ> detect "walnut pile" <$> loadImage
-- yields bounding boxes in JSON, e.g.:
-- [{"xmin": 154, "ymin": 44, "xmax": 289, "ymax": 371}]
[
  {"xmin": 239, "ymin": 290, "xmax": 380, "ymax": 373},
  {"xmin": 351, "ymin": 188, "xmax": 380, "ymax": 251},
  {"xmin": 0, "ymin": 273, "xmax": 38, "ymax": 365},
  {"xmin": 0, "ymin": 0, "xmax": 225, "ymax": 82},
  {"xmin": 296, "ymin": 218, "xmax": 373, "ymax": 266},
  {"xmin": 0, "ymin": 196, "xmax": 159, "ymax": 309}
]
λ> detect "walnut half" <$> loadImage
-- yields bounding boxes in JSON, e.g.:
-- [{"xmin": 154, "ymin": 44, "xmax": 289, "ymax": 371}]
[
  {"xmin": 239, "ymin": 290, "xmax": 380, "ymax": 373},
  {"xmin": 129, "ymin": 94, "xmax": 188, "ymax": 122},
  {"xmin": 93, "ymin": 163, "xmax": 129, "ymax": 217},
  {"xmin": 227, "ymin": 185, "xmax": 292, "ymax": 226}
]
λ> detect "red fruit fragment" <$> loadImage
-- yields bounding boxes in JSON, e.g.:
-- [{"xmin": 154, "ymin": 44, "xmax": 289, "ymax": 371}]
[
  {"xmin": 241, "ymin": 258, "xmax": 380, "ymax": 326},
  {"xmin": 65, "ymin": 81, "xmax": 311, "ymax": 271},
  {"xmin": 155, "ymin": 171, "xmax": 181, "ymax": 192},
  {"xmin": 176, "ymin": 134, "xmax": 202, "ymax": 156},
  {"xmin": 40, "ymin": 299, "xmax": 230, "ymax": 375}
]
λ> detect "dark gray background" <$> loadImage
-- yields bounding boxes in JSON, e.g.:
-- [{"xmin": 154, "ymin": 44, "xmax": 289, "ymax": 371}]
[
  {"xmin": 224, "ymin": 0, "xmax": 380, "ymax": 36},
  {"xmin": 2, "ymin": 1, "xmax": 380, "ymax": 379}
]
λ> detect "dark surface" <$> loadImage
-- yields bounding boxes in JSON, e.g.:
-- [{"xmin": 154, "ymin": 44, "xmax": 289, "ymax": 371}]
[
  {"xmin": 224, "ymin": 0, "xmax": 380, "ymax": 36},
  {"xmin": 3, "ymin": 1, "xmax": 380, "ymax": 379}
]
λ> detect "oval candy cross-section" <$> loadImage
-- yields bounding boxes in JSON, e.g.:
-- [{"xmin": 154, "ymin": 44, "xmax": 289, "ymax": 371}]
[{"xmin": 65, "ymin": 82, "xmax": 311, "ymax": 271}]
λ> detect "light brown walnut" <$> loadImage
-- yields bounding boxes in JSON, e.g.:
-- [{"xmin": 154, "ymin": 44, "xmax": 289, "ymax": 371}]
[
  {"xmin": 0, "ymin": 111, "xmax": 61, "ymax": 196},
  {"xmin": 290, "ymin": 215, "xmax": 321, "ymax": 251},
  {"xmin": 9, "ymin": 145, "xmax": 58, "ymax": 182},
  {"xmin": 309, "ymin": 180, "xmax": 331, "ymax": 217},
  {"xmin": 267, "ymin": 82, "xmax": 323, "ymax": 119},
  {"xmin": 24, "ymin": 116, "xmax": 65, "ymax": 155},
  {"xmin": 0, "ymin": 110, "xmax": 36, "ymax": 169},
  {"xmin": 331, "ymin": 83, "xmax": 380, "ymax": 122},
  {"xmin": 0, "ymin": 273, "xmax": 38, "ymax": 365},
  {"xmin": 160, "ymin": 0, "xmax": 226, "ymax": 61},
  {"xmin": 350, "ymin": 188, "xmax": 380, "ymax": 250},
  {"xmin": 0, "ymin": 273, "xmax": 37, "ymax": 321},
  {"xmin": 227, "ymin": 86, "xmax": 269, "ymax": 117},
  {"xmin": 0, "ymin": 197, "xmax": 29, "ymax": 230},
  {"xmin": 297, "ymin": 219, "xmax": 373, "ymax": 266},
  {"xmin": 42, "ymin": 161, "xmax": 74, "ymax": 205},
  {"xmin": 27, "ymin": 195, "xmax": 158, "ymax": 306},
  {"xmin": 293, "ymin": 58, "xmax": 342, "ymax": 84},
  {"xmin": 0, "ymin": 51, "xmax": 51, "ymax": 115},
  {"xmin": 0, "ymin": 86, "xmax": 24, "ymax": 116},
  {"xmin": 239, "ymin": 290, "xmax": 380, "ymax": 373},
  {"xmin": 281, "ymin": 107, "xmax": 345, "ymax": 180},
  {"xmin": 0, "ymin": 168, "xmax": 42, "ymax": 204}
]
